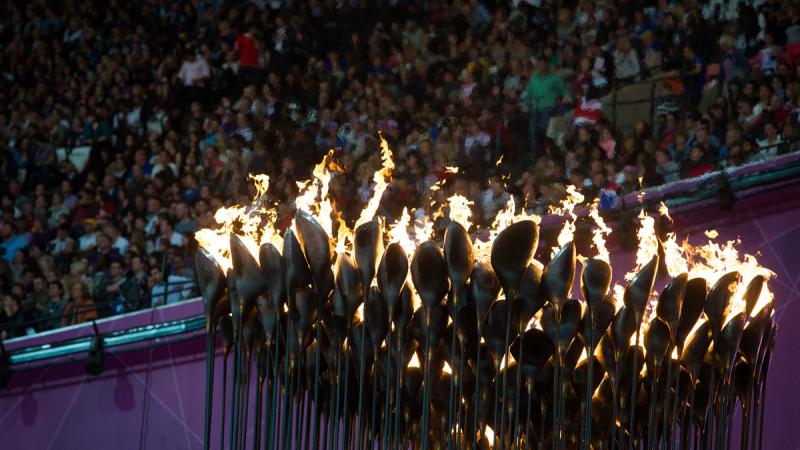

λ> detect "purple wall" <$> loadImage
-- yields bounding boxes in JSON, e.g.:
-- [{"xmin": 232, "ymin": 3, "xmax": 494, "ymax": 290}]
[
  {"xmin": 1, "ymin": 183, "xmax": 799, "ymax": 449},
  {"xmin": 0, "ymin": 302, "xmax": 216, "ymax": 450}
]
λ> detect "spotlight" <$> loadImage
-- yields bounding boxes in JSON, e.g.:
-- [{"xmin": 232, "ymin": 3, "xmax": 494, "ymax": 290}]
[
  {"xmin": 85, "ymin": 321, "xmax": 105, "ymax": 376},
  {"xmin": 0, "ymin": 340, "xmax": 10, "ymax": 389},
  {"xmin": 717, "ymin": 173, "xmax": 736, "ymax": 210}
]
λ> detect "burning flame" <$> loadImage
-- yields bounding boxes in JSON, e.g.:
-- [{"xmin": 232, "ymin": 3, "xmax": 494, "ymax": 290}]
[
  {"xmin": 389, "ymin": 208, "xmax": 416, "ymax": 258},
  {"xmin": 195, "ymin": 174, "xmax": 281, "ymax": 271},
  {"xmin": 682, "ymin": 237, "xmax": 774, "ymax": 324},
  {"xmin": 470, "ymin": 194, "xmax": 540, "ymax": 262},
  {"xmin": 629, "ymin": 208, "xmax": 658, "ymax": 281},
  {"xmin": 550, "ymin": 185, "xmax": 585, "ymax": 258},
  {"xmin": 408, "ymin": 352, "xmax": 421, "ymax": 369},
  {"xmin": 354, "ymin": 135, "xmax": 395, "ymax": 229},
  {"xmin": 443, "ymin": 361, "xmax": 453, "ymax": 375},
  {"xmin": 613, "ymin": 202, "xmax": 774, "ymax": 328},
  {"xmin": 485, "ymin": 426, "xmax": 496, "ymax": 446},
  {"xmin": 196, "ymin": 146, "xmax": 775, "ymax": 334},
  {"xmin": 588, "ymin": 199, "xmax": 611, "ymax": 262},
  {"xmin": 447, "ymin": 195, "xmax": 473, "ymax": 232},
  {"xmin": 295, "ymin": 151, "xmax": 335, "ymax": 238}
]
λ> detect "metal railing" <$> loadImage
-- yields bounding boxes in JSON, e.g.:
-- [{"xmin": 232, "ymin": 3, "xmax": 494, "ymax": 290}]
[{"xmin": 0, "ymin": 282, "xmax": 196, "ymax": 339}]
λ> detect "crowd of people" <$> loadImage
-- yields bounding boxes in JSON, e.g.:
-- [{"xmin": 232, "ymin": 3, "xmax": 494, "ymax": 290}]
[{"xmin": 2, "ymin": 0, "xmax": 800, "ymax": 339}]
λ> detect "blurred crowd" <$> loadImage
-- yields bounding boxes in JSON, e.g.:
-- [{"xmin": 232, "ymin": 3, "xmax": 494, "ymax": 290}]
[{"xmin": 2, "ymin": 0, "xmax": 800, "ymax": 339}]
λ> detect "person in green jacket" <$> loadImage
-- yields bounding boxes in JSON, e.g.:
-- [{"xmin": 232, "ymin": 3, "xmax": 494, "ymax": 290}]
[{"xmin": 525, "ymin": 58, "xmax": 569, "ymax": 159}]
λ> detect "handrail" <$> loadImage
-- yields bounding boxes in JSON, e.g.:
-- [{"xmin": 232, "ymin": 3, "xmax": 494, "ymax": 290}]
[
  {"xmin": 0, "ymin": 283, "xmax": 196, "ymax": 335},
  {"xmin": 7, "ymin": 315, "xmax": 207, "ymax": 366}
]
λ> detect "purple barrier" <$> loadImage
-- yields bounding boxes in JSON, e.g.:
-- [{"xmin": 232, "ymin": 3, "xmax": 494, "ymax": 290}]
[{"xmin": 1, "ymin": 182, "xmax": 799, "ymax": 449}]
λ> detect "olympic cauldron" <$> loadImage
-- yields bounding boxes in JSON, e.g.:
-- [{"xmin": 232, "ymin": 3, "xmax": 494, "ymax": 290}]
[{"xmin": 195, "ymin": 210, "xmax": 777, "ymax": 450}]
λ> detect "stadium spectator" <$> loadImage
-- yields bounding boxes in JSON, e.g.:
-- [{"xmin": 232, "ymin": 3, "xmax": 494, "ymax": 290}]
[
  {"xmin": 44, "ymin": 281, "xmax": 67, "ymax": 331},
  {"xmin": 62, "ymin": 283, "xmax": 97, "ymax": 327},
  {"xmin": 526, "ymin": 58, "xmax": 569, "ymax": 158},
  {"xmin": 1, "ymin": 0, "xmax": 800, "ymax": 340}
]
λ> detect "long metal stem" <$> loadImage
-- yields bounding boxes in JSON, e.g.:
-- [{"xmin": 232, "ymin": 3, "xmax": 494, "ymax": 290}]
[
  {"xmin": 512, "ymin": 325, "xmax": 524, "ymax": 450},
  {"xmin": 295, "ymin": 355, "xmax": 305, "ymax": 450},
  {"xmin": 668, "ymin": 357, "xmax": 682, "ymax": 450},
  {"xmin": 610, "ymin": 380, "xmax": 618, "ymax": 450},
  {"xmin": 356, "ymin": 293, "xmax": 369, "ymax": 450},
  {"xmin": 499, "ymin": 304, "xmax": 512, "ymax": 450},
  {"xmin": 332, "ymin": 344, "xmax": 342, "ymax": 450},
  {"xmin": 393, "ymin": 336, "xmax": 404, "ymax": 450},
  {"xmin": 382, "ymin": 331, "xmax": 394, "ymax": 450},
  {"xmin": 370, "ymin": 347, "xmax": 380, "ymax": 449},
  {"xmin": 659, "ymin": 358, "xmax": 673, "ymax": 450},
  {"xmin": 725, "ymin": 377, "xmax": 736, "ymax": 450},
  {"xmin": 231, "ymin": 339, "xmax": 241, "ymax": 450},
  {"xmin": 627, "ymin": 330, "xmax": 641, "ymax": 450},
  {"xmin": 447, "ymin": 310, "xmax": 459, "ymax": 450},
  {"xmin": 421, "ymin": 318, "xmax": 433, "ymax": 450},
  {"xmin": 221, "ymin": 350, "xmax": 230, "ymax": 450},
  {"xmin": 341, "ymin": 344, "xmax": 352, "ymax": 450},
  {"xmin": 241, "ymin": 358, "xmax": 252, "ymax": 450},
  {"xmin": 757, "ymin": 375, "xmax": 768, "ymax": 450},
  {"xmin": 748, "ymin": 378, "xmax": 760, "ymax": 450},
  {"xmin": 267, "ymin": 343, "xmax": 279, "ymax": 450},
  {"xmin": 456, "ymin": 341, "xmax": 467, "ymax": 450},
  {"xmin": 740, "ymin": 393, "xmax": 750, "ymax": 450},
  {"xmin": 204, "ymin": 330, "xmax": 216, "ymax": 450},
  {"xmin": 494, "ymin": 352, "xmax": 503, "ymax": 449},
  {"xmin": 551, "ymin": 317, "xmax": 561, "ymax": 450},
  {"xmin": 523, "ymin": 383, "xmax": 533, "ymax": 450},
  {"xmin": 646, "ymin": 374, "xmax": 657, "ymax": 450},
  {"xmin": 310, "ymin": 317, "xmax": 322, "ymax": 450},
  {"xmin": 473, "ymin": 324, "xmax": 483, "ymax": 450},
  {"xmin": 583, "ymin": 316, "xmax": 594, "ymax": 450},
  {"xmin": 705, "ymin": 370, "xmax": 717, "ymax": 450},
  {"xmin": 281, "ymin": 318, "xmax": 293, "ymax": 450}
]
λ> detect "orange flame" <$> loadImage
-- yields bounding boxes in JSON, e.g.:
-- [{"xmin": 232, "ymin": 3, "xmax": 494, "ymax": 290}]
[
  {"xmin": 588, "ymin": 199, "xmax": 611, "ymax": 262},
  {"xmin": 550, "ymin": 185, "xmax": 585, "ymax": 258},
  {"xmin": 195, "ymin": 174, "xmax": 281, "ymax": 271},
  {"xmin": 354, "ymin": 135, "xmax": 395, "ymax": 229},
  {"xmin": 447, "ymin": 195, "xmax": 473, "ymax": 232},
  {"xmin": 195, "ymin": 145, "xmax": 775, "ymax": 330}
]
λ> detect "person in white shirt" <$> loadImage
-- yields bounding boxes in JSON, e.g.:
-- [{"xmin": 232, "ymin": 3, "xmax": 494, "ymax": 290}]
[
  {"xmin": 481, "ymin": 176, "xmax": 511, "ymax": 224},
  {"xmin": 178, "ymin": 51, "xmax": 211, "ymax": 87},
  {"xmin": 78, "ymin": 220, "xmax": 98, "ymax": 251},
  {"xmin": 148, "ymin": 266, "xmax": 195, "ymax": 306},
  {"xmin": 153, "ymin": 218, "xmax": 187, "ymax": 252},
  {"xmin": 613, "ymin": 36, "xmax": 641, "ymax": 82},
  {"xmin": 104, "ymin": 224, "xmax": 129, "ymax": 256},
  {"xmin": 757, "ymin": 123, "xmax": 783, "ymax": 157},
  {"xmin": 48, "ymin": 224, "xmax": 73, "ymax": 255},
  {"xmin": 178, "ymin": 48, "xmax": 211, "ymax": 110}
]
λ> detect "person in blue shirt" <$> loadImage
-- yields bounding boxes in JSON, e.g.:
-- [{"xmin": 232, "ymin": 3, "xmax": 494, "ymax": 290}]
[
  {"xmin": 682, "ymin": 45, "xmax": 706, "ymax": 107},
  {"xmin": 0, "ymin": 223, "xmax": 31, "ymax": 263}
]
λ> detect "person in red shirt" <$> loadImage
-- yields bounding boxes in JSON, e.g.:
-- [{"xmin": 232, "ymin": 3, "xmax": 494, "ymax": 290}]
[
  {"xmin": 685, "ymin": 146, "xmax": 715, "ymax": 178},
  {"xmin": 236, "ymin": 25, "xmax": 259, "ymax": 68},
  {"xmin": 235, "ymin": 25, "xmax": 262, "ymax": 86}
]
